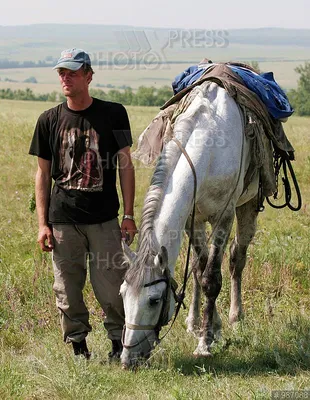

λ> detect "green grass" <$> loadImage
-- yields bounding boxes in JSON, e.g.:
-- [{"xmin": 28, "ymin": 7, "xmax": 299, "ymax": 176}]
[{"xmin": 0, "ymin": 99, "xmax": 309, "ymax": 399}]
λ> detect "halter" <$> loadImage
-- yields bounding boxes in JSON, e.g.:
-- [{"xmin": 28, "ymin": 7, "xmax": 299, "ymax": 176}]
[{"xmin": 122, "ymin": 272, "xmax": 179, "ymax": 350}]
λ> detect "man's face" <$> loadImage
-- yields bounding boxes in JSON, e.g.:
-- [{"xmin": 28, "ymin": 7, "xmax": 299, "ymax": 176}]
[{"xmin": 58, "ymin": 67, "xmax": 91, "ymax": 97}]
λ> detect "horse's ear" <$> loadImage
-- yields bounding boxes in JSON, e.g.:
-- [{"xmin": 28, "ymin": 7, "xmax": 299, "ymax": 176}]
[
  {"xmin": 122, "ymin": 240, "xmax": 137, "ymax": 264},
  {"xmin": 154, "ymin": 246, "xmax": 168, "ymax": 271},
  {"xmin": 160, "ymin": 246, "xmax": 168, "ymax": 266}
]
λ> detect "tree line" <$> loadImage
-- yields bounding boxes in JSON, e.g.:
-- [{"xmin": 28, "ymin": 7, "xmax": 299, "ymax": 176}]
[
  {"xmin": 0, "ymin": 86, "xmax": 173, "ymax": 106},
  {"xmin": 0, "ymin": 62, "xmax": 309, "ymax": 114},
  {"xmin": 287, "ymin": 62, "xmax": 310, "ymax": 116}
]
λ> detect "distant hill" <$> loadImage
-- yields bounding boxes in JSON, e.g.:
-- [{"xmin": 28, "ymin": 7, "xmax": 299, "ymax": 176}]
[{"xmin": 0, "ymin": 24, "xmax": 309, "ymax": 65}]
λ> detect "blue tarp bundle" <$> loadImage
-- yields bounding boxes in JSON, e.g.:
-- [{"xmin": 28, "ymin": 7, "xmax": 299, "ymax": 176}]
[
  {"xmin": 229, "ymin": 66, "xmax": 294, "ymax": 119},
  {"xmin": 172, "ymin": 65, "xmax": 207, "ymax": 94},
  {"xmin": 172, "ymin": 64, "xmax": 294, "ymax": 120}
]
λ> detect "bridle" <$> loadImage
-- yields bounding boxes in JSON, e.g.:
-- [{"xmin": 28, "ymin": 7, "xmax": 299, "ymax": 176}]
[{"xmin": 122, "ymin": 269, "xmax": 179, "ymax": 350}]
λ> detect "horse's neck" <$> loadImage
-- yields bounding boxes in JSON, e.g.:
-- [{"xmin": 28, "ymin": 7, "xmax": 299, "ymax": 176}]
[
  {"xmin": 151, "ymin": 89, "xmax": 214, "ymax": 271},
  {"xmin": 150, "ymin": 87, "xmax": 215, "ymax": 273},
  {"xmin": 153, "ymin": 167, "xmax": 194, "ymax": 274},
  {"xmin": 146, "ymin": 108, "xmax": 200, "ymax": 272}
]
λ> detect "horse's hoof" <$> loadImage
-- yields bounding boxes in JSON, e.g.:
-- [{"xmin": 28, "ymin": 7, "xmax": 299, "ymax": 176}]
[
  {"xmin": 193, "ymin": 350, "xmax": 212, "ymax": 358},
  {"xmin": 122, "ymin": 363, "xmax": 139, "ymax": 371},
  {"xmin": 193, "ymin": 344, "xmax": 213, "ymax": 357}
]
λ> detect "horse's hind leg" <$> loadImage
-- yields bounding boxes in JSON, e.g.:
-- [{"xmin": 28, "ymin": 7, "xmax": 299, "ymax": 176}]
[
  {"xmin": 194, "ymin": 209, "xmax": 235, "ymax": 357},
  {"xmin": 229, "ymin": 195, "xmax": 259, "ymax": 324},
  {"xmin": 185, "ymin": 221, "xmax": 208, "ymax": 336}
]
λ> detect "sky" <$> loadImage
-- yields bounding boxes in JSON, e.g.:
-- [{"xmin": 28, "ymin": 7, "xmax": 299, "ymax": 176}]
[{"xmin": 1, "ymin": 0, "xmax": 309, "ymax": 30}]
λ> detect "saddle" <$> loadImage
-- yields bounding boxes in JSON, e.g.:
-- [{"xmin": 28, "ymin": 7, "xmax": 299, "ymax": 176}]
[
  {"xmin": 133, "ymin": 63, "xmax": 296, "ymax": 200},
  {"xmin": 162, "ymin": 63, "xmax": 294, "ymax": 154}
]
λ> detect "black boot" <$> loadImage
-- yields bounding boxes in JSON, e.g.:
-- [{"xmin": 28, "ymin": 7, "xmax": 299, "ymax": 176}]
[
  {"xmin": 72, "ymin": 339, "xmax": 91, "ymax": 360},
  {"xmin": 108, "ymin": 339, "xmax": 123, "ymax": 360}
]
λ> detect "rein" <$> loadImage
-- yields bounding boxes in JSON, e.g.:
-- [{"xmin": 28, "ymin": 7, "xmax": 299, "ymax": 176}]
[
  {"xmin": 161, "ymin": 137, "xmax": 198, "ymax": 336},
  {"xmin": 266, "ymin": 150, "xmax": 302, "ymax": 211}
]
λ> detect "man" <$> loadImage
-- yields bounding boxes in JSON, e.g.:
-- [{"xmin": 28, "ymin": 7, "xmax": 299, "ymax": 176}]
[{"xmin": 29, "ymin": 48, "xmax": 137, "ymax": 359}]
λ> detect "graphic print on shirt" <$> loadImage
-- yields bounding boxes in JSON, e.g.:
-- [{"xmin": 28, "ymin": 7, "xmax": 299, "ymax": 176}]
[{"xmin": 59, "ymin": 128, "xmax": 103, "ymax": 191}]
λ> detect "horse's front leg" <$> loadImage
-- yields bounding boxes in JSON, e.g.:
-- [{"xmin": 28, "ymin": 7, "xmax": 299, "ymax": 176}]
[
  {"xmin": 194, "ymin": 212, "xmax": 234, "ymax": 357},
  {"xmin": 185, "ymin": 222, "xmax": 208, "ymax": 337},
  {"xmin": 186, "ymin": 267, "xmax": 202, "ymax": 336},
  {"xmin": 187, "ymin": 265, "xmax": 222, "ymax": 341}
]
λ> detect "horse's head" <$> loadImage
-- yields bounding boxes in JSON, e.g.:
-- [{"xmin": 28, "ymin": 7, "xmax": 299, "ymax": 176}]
[{"xmin": 120, "ymin": 243, "xmax": 176, "ymax": 369}]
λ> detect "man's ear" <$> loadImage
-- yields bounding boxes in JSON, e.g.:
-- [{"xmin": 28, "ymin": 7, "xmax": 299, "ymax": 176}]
[{"xmin": 87, "ymin": 72, "xmax": 93, "ymax": 85}]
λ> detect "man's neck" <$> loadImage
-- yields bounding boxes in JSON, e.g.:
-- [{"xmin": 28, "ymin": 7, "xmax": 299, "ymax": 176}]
[{"xmin": 66, "ymin": 95, "xmax": 93, "ymax": 111}]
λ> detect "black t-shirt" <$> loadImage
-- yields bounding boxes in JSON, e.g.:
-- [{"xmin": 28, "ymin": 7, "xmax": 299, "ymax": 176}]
[{"xmin": 29, "ymin": 98, "xmax": 132, "ymax": 224}]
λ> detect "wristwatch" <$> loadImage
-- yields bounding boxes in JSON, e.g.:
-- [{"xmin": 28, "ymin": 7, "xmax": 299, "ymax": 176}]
[{"xmin": 123, "ymin": 214, "xmax": 135, "ymax": 221}]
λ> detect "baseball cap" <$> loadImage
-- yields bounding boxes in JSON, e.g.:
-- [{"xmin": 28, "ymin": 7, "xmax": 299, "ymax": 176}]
[{"xmin": 53, "ymin": 48, "xmax": 91, "ymax": 71}]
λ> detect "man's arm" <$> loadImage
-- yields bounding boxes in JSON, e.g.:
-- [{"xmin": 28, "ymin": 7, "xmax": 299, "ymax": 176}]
[
  {"xmin": 118, "ymin": 146, "xmax": 137, "ymax": 245},
  {"xmin": 36, "ymin": 157, "xmax": 54, "ymax": 252}
]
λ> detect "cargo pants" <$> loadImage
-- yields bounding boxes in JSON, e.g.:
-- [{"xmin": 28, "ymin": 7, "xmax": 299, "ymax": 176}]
[{"xmin": 52, "ymin": 218, "xmax": 126, "ymax": 343}]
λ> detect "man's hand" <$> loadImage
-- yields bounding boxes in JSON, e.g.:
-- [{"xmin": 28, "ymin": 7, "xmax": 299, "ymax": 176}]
[
  {"xmin": 37, "ymin": 225, "xmax": 54, "ymax": 252},
  {"xmin": 121, "ymin": 218, "xmax": 137, "ymax": 246}
]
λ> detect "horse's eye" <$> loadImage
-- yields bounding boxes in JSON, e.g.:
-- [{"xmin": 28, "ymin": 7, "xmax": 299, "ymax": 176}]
[{"xmin": 149, "ymin": 297, "xmax": 161, "ymax": 306}]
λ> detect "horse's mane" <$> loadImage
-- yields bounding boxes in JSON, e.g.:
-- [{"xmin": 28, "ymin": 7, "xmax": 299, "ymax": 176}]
[
  {"xmin": 125, "ymin": 83, "xmax": 213, "ymax": 290},
  {"xmin": 124, "ymin": 145, "xmax": 174, "ymax": 290}
]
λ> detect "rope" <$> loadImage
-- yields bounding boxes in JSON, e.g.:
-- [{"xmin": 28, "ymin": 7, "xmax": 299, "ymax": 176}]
[{"xmin": 266, "ymin": 150, "xmax": 302, "ymax": 211}]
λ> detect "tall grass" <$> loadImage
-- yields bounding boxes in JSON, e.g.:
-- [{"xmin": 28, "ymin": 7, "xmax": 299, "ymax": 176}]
[{"xmin": 0, "ymin": 100, "xmax": 309, "ymax": 399}]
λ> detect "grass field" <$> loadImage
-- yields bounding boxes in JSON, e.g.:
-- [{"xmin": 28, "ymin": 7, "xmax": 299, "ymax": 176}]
[{"xmin": 0, "ymin": 99, "xmax": 309, "ymax": 399}]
